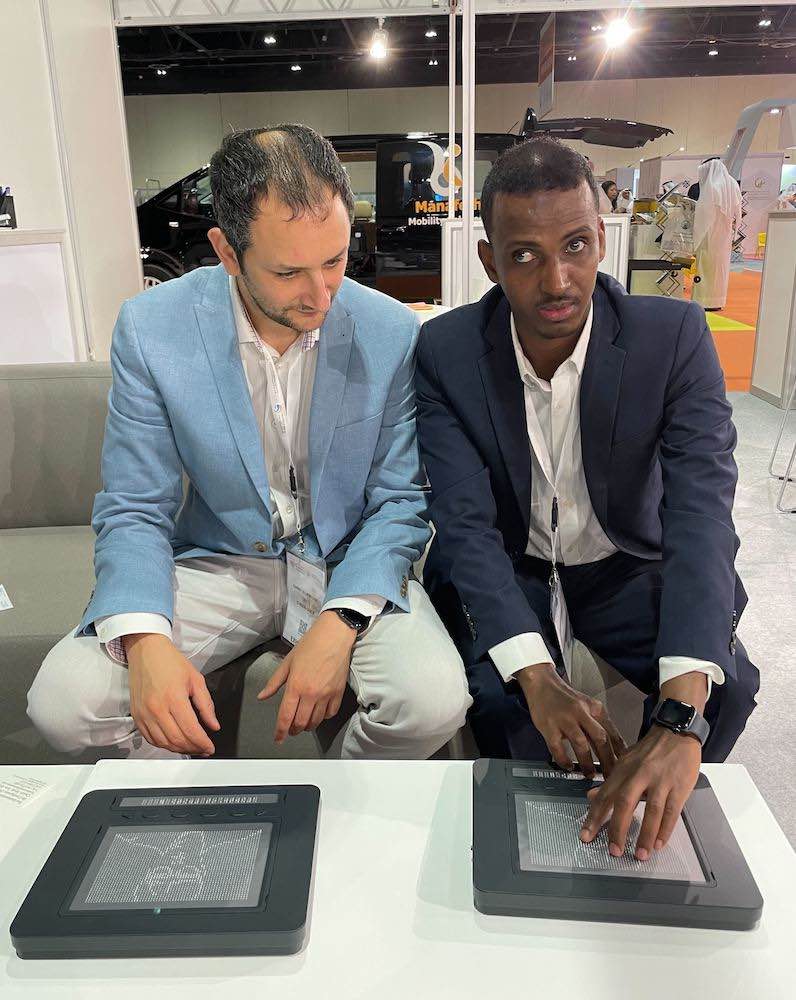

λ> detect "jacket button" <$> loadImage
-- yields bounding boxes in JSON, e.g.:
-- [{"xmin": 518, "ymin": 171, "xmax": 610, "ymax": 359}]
[{"xmin": 254, "ymin": 541, "xmax": 267, "ymax": 553}]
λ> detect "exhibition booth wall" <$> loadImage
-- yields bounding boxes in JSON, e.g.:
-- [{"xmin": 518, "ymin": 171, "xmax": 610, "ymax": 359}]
[
  {"xmin": 3, "ymin": 0, "xmax": 143, "ymax": 363},
  {"xmin": 124, "ymin": 73, "xmax": 796, "ymax": 193}
]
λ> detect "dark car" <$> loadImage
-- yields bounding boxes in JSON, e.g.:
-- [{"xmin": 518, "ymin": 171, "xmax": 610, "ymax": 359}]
[{"xmin": 136, "ymin": 113, "xmax": 671, "ymax": 302}]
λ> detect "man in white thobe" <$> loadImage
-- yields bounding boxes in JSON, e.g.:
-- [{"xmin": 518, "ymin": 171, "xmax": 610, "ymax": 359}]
[{"xmin": 692, "ymin": 158, "xmax": 742, "ymax": 311}]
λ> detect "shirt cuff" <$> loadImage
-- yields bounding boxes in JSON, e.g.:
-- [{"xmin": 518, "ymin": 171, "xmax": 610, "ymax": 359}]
[
  {"xmin": 322, "ymin": 594, "xmax": 387, "ymax": 622},
  {"xmin": 95, "ymin": 613, "xmax": 173, "ymax": 665},
  {"xmin": 658, "ymin": 657, "xmax": 725, "ymax": 702},
  {"xmin": 489, "ymin": 632, "xmax": 554, "ymax": 684}
]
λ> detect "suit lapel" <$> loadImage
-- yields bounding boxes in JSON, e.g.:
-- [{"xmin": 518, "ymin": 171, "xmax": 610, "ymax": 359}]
[
  {"xmin": 194, "ymin": 266, "xmax": 271, "ymax": 510},
  {"xmin": 309, "ymin": 298, "xmax": 355, "ymax": 515},
  {"xmin": 478, "ymin": 294, "xmax": 532, "ymax": 533},
  {"xmin": 579, "ymin": 283, "xmax": 626, "ymax": 527}
]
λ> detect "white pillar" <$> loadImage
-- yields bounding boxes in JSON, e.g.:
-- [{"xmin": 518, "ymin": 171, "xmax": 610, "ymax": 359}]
[
  {"xmin": 461, "ymin": 0, "xmax": 476, "ymax": 305},
  {"xmin": 43, "ymin": 0, "xmax": 142, "ymax": 360}
]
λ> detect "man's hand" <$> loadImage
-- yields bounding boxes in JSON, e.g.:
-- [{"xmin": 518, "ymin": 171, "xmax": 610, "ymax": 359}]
[
  {"xmin": 580, "ymin": 671, "xmax": 708, "ymax": 859},
  {"xmin": 257, "ymin": 611, "xmax": 357, "ymax": 744},
  {"xmin": 125, "ymin": 634, "xmax": 220, "ymax": 756},
  {"xmin": 517, "ymin": 662, "xmax": 628, "ymax": 779},
  {"xmin": 580, "ymin": 725, "xmax": 701, "ymax": 860}
]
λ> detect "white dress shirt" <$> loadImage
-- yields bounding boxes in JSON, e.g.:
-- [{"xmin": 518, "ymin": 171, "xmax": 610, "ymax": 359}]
[
  {"xmin": 96, "ymin": 276, "xmax": 384, "ymax": 659},
  {"xmin": 488, "ymin": 306, "xmax": 724, "ymax": 699}
]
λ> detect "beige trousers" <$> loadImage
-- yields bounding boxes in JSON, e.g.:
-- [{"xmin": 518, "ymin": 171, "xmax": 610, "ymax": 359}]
[{"xmin": 27, "ymin": 555, "xmax": 471, "ymax": 761}]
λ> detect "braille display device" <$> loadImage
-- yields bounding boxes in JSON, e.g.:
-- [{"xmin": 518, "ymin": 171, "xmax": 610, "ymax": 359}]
[
  {"xmin": 11, "ymin": 784, "xmax": 320, "ymax": 959},
  {"xmin": 472, "ymin": 759, "xmax": 762, "ymax": 930}
]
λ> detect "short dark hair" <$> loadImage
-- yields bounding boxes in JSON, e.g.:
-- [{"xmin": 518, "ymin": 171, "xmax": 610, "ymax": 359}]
[
  {"xmin": 209, "ymin": 123, "xmax": 355, "ymax": 260},
  {"xmin": 480, "ymin": 136, "xmax": 599, "ymax": 237}
]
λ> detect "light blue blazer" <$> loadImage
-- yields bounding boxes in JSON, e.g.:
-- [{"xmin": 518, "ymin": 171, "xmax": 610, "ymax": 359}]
[{"xmin": 78, "ymin": 264, "xmax": 429, "ymax": 635}]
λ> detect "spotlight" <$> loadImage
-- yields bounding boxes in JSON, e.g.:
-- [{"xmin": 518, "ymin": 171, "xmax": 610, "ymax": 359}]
[
  {"xmin": 604, "ymin": 19, "xmax": 633, "ymax": 49},
  {"xmin": 370, "ymin": 18, "xmax": 388, "ymax": 60},
  {"xmin": 155, "ymin": 67, "xmax": 167, "ymax": 76},
  {"xmin": 291, "ymin": 64, "xmax": 301, "ymax": 72},
  {"xmin": 591, "ymin": 25, "xmax": 602, "ymax": 33},
  {"xmin": 263, "ymin": 34, "xmax": 276, "ymax": 45},
  {"xmin": 759, "ymin": 19, "xmax": 772, "ymax": 28},
  {"xmin": 428, "ymin": 58, "xmax": 439, "ymax": 66},
  {"xmin": 425, "ymin": 28, "xmax": 437, "ymax": 39},
  {"xmin": 567, "ymin": 55, "xmax": 577, "ymax": 62},
  {"xmin": 770, "ymin": 107, "xmax": 781, "ymax": 115},
  {"xmin": 679, "ymin": 146, "xmax": 685, "ymax": 151},
  {"xmin": 708, "ymin": 48, "xmax": 719, "ymax": 56}
]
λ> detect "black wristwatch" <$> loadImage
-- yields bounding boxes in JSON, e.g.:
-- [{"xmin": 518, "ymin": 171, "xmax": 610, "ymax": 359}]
[
  {"xmin": 651, "ymin": 698, "xmax": 710, "ymax": 747},
  {"xmin": 332, "ymin": 607, "xmax": 370, "ymax": 635}
]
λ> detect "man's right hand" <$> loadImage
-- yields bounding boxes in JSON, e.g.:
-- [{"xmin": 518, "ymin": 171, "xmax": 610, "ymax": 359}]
[
  {"xmin": 516, "ymin": 662, "xmax": 627, "ymax": 779},
  {"xmin": 124, "ymin": 634, "xmax": 220, "ymax": 756}
]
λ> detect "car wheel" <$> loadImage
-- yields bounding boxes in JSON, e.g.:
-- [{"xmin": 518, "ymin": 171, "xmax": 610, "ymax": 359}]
[{"xmin": 143, "ymin": 262, "xmax": 180, "ymax": 289}]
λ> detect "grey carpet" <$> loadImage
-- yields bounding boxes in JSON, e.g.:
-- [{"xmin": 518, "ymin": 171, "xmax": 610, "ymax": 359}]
[{"xmin": 727, "ymin": 392, "xmax": 796, "ymax": 847}]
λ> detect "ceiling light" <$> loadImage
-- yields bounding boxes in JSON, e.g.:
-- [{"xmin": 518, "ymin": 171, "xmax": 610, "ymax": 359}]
[
  {"xmin": 425, "ymin": 28, "xmax": 437, "ymax": 39},
  {"xmin": 759, "ymin": 19, "xmax": 772, "ymax": 28},
  {"xmin": 263, "ymin": 34, "xmax": 276, "ymax": 45},
  {"xmin": 291, "ymin": 64, "xmax": 301, "ymax": 72},
  {"xmin": 370, "ymin": 18, "xmax": 388, "ymax": 60},
  {"xmin": 591, "ymin": 25, "xmax": 602, "ymax": 33},
  {"xmin": 679, "ymin": 146, "xmax": 685, "ymax": 151},
  {"xmin": 708, "ymin": 48, "xmax": 719, "ymax": 56},
  {"xmin": 770, "ymin": 107, "xmax": 781, "ymax": 115},
  {"xmin": 604, "ymin": 19, "xmax": 633, "ymax": 50},
  {"xmin": 155, "ymin": 67, "xmax": 167, "ymax": 76},
  {"xmin": 428, "ymin": 58, "xmax": 438, "ymax": 66}
]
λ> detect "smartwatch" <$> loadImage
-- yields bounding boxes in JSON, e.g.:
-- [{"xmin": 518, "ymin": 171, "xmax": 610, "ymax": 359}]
[
  {"xmin": 332, "ymin": 607, "xmax": 370, "ymax": 635},
  {"xmin": 651, "ymin": 698, "xmax": 710, "ymax": 747}
]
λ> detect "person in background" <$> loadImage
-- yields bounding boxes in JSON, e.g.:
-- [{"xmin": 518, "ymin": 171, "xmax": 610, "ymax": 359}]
[
  {"xmin": 601, "ymin": 180, "xmax": 619, "ymax": 210},
  {"xmin": 692, "ymin": 158, "xmax": 742, "ymax": 312}
]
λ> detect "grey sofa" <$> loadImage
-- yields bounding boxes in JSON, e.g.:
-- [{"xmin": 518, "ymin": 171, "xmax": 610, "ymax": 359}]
[{"xmin": 0, "ymin": 362, "xmax": 643, "ymax": 764}]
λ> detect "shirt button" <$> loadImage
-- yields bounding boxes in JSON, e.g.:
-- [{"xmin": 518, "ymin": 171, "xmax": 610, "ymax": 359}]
[
  {"xmin": 254, "ymin": 541, "xmax": 267, "ymax": 552},
  {"xmin": 285, "ymin": 505, "xmax": 294, "ymax": 514}
]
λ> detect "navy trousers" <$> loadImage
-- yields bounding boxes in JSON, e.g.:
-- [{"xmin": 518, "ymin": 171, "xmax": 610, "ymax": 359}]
[{"xmin": 442, "ymin": 552, "xmax": 760, "ymax": 763}]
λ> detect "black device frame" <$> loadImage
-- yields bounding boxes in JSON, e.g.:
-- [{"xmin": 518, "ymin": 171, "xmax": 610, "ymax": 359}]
[
  {"xmin": 472, "ymin": 759, "xmax": 763, "ymax": 930},
  {"xmin": 11, "ymin": 784, "xmax": 320, "ymax": 959}
]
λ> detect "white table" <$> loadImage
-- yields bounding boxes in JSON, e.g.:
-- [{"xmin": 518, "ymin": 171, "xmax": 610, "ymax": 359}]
[{"xmin": 1, "ymin": 761, "xmax": 794, "ymax": 999}]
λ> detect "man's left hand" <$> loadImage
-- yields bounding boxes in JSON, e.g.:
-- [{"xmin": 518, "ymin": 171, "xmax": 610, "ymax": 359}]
[
  {"xmin": 579, "ymin": 724, "xmax": 701, "ymax": 860},
  {"xmin": 257, "ymin": 611, "xmax": 357, "ymax": 744}
]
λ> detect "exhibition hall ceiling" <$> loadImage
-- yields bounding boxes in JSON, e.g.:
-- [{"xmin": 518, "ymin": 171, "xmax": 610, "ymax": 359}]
[{"xmin": 118, "ymin": 5, "xmax": 795, "ymax": 93}]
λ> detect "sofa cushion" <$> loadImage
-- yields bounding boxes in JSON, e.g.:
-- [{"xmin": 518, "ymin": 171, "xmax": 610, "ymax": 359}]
[
  {"xmin": 0, "ymin": 525, "xmax": 96, "ymax": 761},
  {"xmin": 0, "ymin": 363, "xmax": 110, "ymax": 529}
]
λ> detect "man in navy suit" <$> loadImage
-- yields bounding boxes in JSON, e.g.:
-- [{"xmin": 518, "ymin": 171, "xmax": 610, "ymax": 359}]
[{"xmin": 416, "ymin": 137, "xmax": 759, "ymax": 862}]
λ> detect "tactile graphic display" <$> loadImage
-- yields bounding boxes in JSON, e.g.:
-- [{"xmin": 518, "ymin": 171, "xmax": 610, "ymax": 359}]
[
  {"xmin": 514, "ymin": 795, "xmax": 706, "ymax": 883},
  {"xmin": 69, "ymin": 823, "xmax": 273, "ymax": 911}
]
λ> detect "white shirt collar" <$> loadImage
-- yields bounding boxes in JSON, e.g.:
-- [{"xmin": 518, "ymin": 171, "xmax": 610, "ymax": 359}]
[
  {"xmin": 229, "ymin": 275, "xmax": 320, "ymax": 352},
  {"xmin": 510, "ymin": 302, "xmax": 594, "ymax": 388}
]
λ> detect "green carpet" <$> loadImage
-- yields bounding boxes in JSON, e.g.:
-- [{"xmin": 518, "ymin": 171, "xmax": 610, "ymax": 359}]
[{"xmin": 705, "ymin": 313, "xmax": 755, "ymax": 332}]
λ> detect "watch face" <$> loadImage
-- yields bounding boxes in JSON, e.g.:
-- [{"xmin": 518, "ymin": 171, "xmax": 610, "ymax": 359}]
[{"xmin": 658, "ymin": 700, "xmax": 696, "ymax": 730}]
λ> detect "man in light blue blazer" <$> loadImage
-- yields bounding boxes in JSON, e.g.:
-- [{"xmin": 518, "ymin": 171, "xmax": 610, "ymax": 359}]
[{"xmin": 28, "ymin": 124, "xmax": 470, "ymax": 760}]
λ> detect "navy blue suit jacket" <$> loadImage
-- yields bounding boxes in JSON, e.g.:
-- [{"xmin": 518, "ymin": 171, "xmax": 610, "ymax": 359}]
[{"xmin": 416, "ymin": 274, "xmax": 747, "ymax": 680}]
